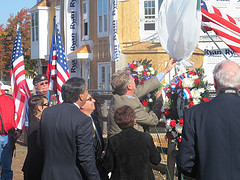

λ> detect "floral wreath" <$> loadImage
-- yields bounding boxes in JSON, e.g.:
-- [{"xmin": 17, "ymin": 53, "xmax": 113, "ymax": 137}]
[
  {"xmin": 127, "ymin": 59, "xmax": 160, "ymax": 111},
  {"xmin": 160, "ymin": 68, "xmax": 210, "ymax": 145}
]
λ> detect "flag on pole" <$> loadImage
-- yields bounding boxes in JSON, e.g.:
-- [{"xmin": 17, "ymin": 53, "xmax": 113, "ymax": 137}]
[
  {"xmin": 201, "ymin": 0, "xmax": 240, "ymax": 57},
  {"xmin": 10, "ymin": 27, "xmax": 31, "ymax": 129},
  {"xmin": 46, "ymin": 18, "xmax": 70, "ymax": 103}
]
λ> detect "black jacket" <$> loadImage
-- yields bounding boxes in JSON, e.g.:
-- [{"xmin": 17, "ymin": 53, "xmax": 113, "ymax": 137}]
[
  {"xmin": 102, "ymin": 127, "xmax": 161, "ymax": 180},
  {"xmin": 177, "ymin": 92, "xmax": 240, "ymax": 180}
]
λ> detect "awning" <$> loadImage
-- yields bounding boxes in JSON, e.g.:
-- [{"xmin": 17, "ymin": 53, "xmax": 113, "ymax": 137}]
[{"xmin": 67, "ymin": 45, "xmax": 93, "ymax": 60}]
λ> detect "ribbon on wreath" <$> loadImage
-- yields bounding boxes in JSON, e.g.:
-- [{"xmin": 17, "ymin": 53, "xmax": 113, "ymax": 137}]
[{"xmin": 170, "ymin": 73, "xmax": 192, "ymax": 100}]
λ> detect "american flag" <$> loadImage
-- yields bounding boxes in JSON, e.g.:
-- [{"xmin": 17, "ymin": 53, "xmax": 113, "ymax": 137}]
[
  {"xmin": 10, "ymin": 27, "xmax": 31, "ymax": 129},
  {"xmin": 201, "ymin": 0, "xmax": 240, "ymax": 57},
  {"xmin": 46, "ymin": 20, "xmax": 70, "ymax": 103}
]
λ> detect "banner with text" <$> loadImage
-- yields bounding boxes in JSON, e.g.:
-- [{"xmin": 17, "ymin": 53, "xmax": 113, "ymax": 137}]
[{"xmin": 110, "ymin": 0, "xmax": 121, "ymax": 61}]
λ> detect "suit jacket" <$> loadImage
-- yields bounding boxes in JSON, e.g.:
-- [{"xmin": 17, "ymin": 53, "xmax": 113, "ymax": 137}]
[
  {"xmin": 108, "ymin": 76, "xmax": 161, "ymax": 137},
  {"xmin": 39, "ymin": 103, "xmax": 101, "ymax": 180},
  {"xmin": 102, "ymin": 127, "xmax": 161, "ymax": 180},
  {"xmin": 176, "ymin": 91, "xmax": 240, "ymax": 180}
]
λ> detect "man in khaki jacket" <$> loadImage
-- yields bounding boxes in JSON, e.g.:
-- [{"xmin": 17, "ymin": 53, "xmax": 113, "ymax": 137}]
[{"xmin": 108, "ymin": 59, "xmax": 177, "ymax": 137}]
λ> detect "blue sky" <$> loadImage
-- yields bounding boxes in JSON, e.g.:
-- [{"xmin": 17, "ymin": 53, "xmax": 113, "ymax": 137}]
[{"xmin": 0, "ymin": 0, "xmax": 36, "ymax": 26}]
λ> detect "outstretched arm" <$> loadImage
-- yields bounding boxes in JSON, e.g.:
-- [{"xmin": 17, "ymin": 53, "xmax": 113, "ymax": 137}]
[{"xmin": 161, "ymin": 59, "xmax": 177, "ymax": 75}]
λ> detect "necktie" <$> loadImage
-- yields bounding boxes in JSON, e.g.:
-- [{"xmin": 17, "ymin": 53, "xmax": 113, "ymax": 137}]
[{"xmin": 91, "ymin": 116, "xmax": 102, "ymax": 160}]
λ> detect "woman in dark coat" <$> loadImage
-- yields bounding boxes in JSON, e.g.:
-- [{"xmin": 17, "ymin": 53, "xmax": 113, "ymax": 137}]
[
  {"xmin": 102, "ymin": 105, "xmax": 161, "ymax": 180},
  {"xmin": 22, "ymin": 95, "xmax": 49, "ymax": 180}
]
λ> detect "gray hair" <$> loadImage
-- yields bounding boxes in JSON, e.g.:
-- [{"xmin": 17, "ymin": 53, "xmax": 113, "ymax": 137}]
[
  {"xmin": 111, "ymin": 70, "xmax": 131, "ymax": 95},
  {"xmin": 213, "ymin": 60, "xmax": 240, "ymax": 89}
]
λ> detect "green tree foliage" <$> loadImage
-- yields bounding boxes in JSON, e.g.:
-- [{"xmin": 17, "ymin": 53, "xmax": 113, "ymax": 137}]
[{"xmin": 1, "ymin": 8, "xmax": 37, "ymax": 80}]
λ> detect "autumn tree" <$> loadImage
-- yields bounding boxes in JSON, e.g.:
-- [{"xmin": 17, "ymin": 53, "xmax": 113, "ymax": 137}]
[{"xmin": 2, "ymin": 8, "xmax": 37, "ymax": 80}]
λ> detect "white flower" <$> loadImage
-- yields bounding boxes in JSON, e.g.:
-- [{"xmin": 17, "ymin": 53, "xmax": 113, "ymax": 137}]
[
  {"xmin": 175, "ymin": 124, "xmax": 183, "ymax": 134},
  {"xmin": 198, "ymin": 88, "xmax": 205, "ymax": 93},
  {"xmin": 166, "ymin": 119, "xmax": 172, "ymax": 130},
  {"xmin": 191, "ymin": 75, "xmax": 199, "ymax": 80},
  {"xmin": 182, "ymin": 78, "xmax": 194, "ymax": 88},
  {"xmin": 136, "ymin": 65, "xmax": 144, "ymax": 72},
  {"xmin": 193, "ymin": 98, "xmax": 201, "ymax": 105},
  {"xmin": 147, "ymin": 72, "xmax": 150, "ymax": 76},
  {"xmin": 149, "ymin": 67, "xmax": 155, "ymax": 75},
  {"xmin": 148, "ymin": 98, "xmax": 153, "ymax": 103},
  {"xmin": 191, "ymin": 89, "xmax": 201, "ymax": 99}
]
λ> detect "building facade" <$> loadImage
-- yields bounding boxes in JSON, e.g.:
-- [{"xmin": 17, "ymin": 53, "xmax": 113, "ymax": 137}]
[{"xmin": 30, "ymin": 0, "xmax": 205, "ymax": 90}]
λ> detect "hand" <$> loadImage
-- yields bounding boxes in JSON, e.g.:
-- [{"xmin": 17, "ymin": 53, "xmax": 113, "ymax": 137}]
[
  {"xmin": 14, "ymin": 129, "xmax": 22, "ymax": 141},
  {"xmin": 156, "ymin": 87, "xmax": 164, "ymax": 100},
  {"xmin": 162, "ymin": 59, "xmax": 177, "ymax": 75}
]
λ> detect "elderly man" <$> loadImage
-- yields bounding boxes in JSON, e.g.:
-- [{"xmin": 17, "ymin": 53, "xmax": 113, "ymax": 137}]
[
  {"xmin": 108, "ymin": 59, "xmax": 177, "ymax": 137},
  {"xmin": 25, "ymin": 74, "xmax": 57, "ymax": 129},
  {"xmin": 39, "ymin": 77, "xmax": 101, "ymax": 180},
  {"xmin": 176, "ymin": 60, "xmax": 240, "ymax": 180}
]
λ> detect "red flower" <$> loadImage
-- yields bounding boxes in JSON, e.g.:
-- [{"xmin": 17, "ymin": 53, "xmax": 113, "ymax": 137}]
[
  {"xmin": 189, "ymin": 71, "xmax": 196, "ymax": 76},
  {"xmin": 166, "ymin": 134, "xmax": 174, "ymax": 140},
  {"xmin": 188, "ymin": 101, "xmax": 194, "ymax": 108},
  {"xmin": 164, "ymin": 108, "xmax": 170, "ymax": 116},
  {"xmin": 142, "ymin": 71, "xmax": 148, "ymax": 76},
  {"xmin": 143, "ymin": 65, "xmax": 146, "ymax": 69},
  {"xmin": 203, "ymin": 97, "xmax": 210, "ymax": 102},
  {"xmin": 129, "ymin": 64, "xmax": 135, "ymax": 69},
  {"xmin": 179, "ymin": 117, "xmax": 184, "ymax": 126},
  {"xmin": 194, "ymin": 78, "xmax": 201, "ymax": 86},
  {"xmin": 142, "ymin": 100, "xmax": 148, "ymax": 107},
  {"xmin": 177, "ymin": 137, "xmax": 182, "ymax": 142},
  {"xmin": 166, "ymin": 92, "xmax": 172, "ymax": 98},
  {"xmin": 170, "ymin": 120, "xmax": 177, "ymax": 128},
  {"xmin": 140, "ymin": 79, "xmax": 145, "ymax": 84}
]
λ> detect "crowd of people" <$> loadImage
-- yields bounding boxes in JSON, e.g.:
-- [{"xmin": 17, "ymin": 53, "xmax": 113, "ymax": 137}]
[{"xmin": 0, "ymin": 59, "xmax": 240, "ymax": 180}]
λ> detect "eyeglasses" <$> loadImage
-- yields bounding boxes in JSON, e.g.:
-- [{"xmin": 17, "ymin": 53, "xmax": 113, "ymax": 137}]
[
  {"xmin": 42, "ymin": 102, "xmax": 49, "ymax": 107},
  {"xmin": 39, "ymin": 81, "xmax": 49, "ymax": 86},
  {"xmin": 86, "ymin": 97, "xmax": 94, "ymax": 101}
]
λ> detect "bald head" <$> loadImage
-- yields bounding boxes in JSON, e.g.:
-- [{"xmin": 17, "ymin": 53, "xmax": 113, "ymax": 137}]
[{"xmin": 213, "ymin": 60, "xmax": 240, "ymax": 93}]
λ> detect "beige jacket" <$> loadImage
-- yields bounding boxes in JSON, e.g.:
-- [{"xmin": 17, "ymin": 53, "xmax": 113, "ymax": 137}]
[{"xmin": 108, "ymin": 76, "xmax": 161, "ymax": 138}]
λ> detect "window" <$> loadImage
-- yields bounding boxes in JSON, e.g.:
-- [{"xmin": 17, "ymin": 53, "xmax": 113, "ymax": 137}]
[
  {"xmin": 98, "ymin": 62, "xmax": 111, "ymax": 90},
  {"xmin": 98, "ymin": 0, "xmax": 108, "ymax": 36},
  {"xmin": 31, "ymin": 12, "xmax": 39, "ymax": 41},
  {"xmin": 83, "ymin": 1, "xmax": 89, "ymax": 39},
  {"xmin": 144, "ymin": 0, "xmax": 155, "ymax": 31}
]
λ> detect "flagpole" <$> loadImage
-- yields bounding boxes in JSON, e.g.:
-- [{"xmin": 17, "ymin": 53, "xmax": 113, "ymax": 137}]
[{"xmin": 202, "ymin": 27, "xmax": 228, "ymax": 60}]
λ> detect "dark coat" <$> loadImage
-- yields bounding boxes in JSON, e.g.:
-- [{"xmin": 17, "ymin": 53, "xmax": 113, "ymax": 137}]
[
  {"xmin": 102, "ymin": 127, "xmax": 161, "ymax": 180},
  {"xmin": 176, "ymin": 92, "xmax": 240, "ymax": 180},
  {"xmin": 39, "ymin": 103, "xmax": 100, "ymax": 180},
  {"xmin": 22, "ymin": 116, "xmax": 43, "ymax": 180}
]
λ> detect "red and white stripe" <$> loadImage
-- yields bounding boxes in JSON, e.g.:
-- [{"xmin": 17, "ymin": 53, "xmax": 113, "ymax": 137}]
[
  {"xmin": 201, "ymin": 2, "xmax": 240, "ymax": 57},
  {"xmin": 56, "ymin": 65, "xmax": 70, "ymax": 103},
  {"xmin": 11, "ymin": 56, "xmax": 31, "ymax": 129}
]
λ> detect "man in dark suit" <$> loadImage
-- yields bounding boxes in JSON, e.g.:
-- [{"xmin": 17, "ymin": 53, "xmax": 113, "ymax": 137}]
[
  {"xmin": 80, "ymin": 94, "xmax": 109, "ymax": 180},
  {"xmin": 39, "ymin": 77, "xmax": 101, "ymax": 180},
  {"xmin": 176, "ymin": 60, "xmax": 240, "ymax": 180}
]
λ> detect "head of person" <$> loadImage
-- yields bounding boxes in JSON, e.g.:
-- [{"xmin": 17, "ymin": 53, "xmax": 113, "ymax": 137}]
[
  {"xmin": 61, "ymin": 77, "xmax": 88, "ymax": 107},
  {"xmin": 114, "ymin": 105, "xmax": 136, "ymax": 130},
  {"xmin": 80, "ymin": 94, "xmax": 96, "ymax": 116},
  {"xmin": 111, "ymin": 70, "xmax": 136, "ymax": 95},
  {"xmin": 213, "ymin": 60, "xmax": 240, "ymax": 94},
  {"xmin": 28, "ymin": 95, "xmax": 49, "ymax": 119},
  {"xmin": 33, "ymin": 74, "xmax": 49, "ymax": 96}
]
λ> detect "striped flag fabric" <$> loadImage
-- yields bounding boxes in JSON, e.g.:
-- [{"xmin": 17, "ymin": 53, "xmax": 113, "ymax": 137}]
[
  {"xmin": 10, "ymin": 27, "xmax": 31, "ymax": 129},
  {"xmin": 201, "ymin": 0, "xmax": 240, "ymax": 57},
  {"xmin": 46, "ymin": 19, "xmax": 70, "ymax": 103}
]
